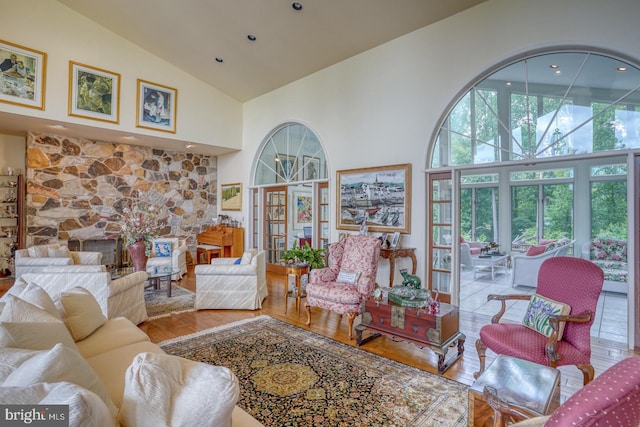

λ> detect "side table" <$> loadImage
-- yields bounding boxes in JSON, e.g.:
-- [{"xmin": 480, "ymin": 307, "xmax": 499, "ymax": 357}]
[
  {"xmin": 379, "ymin": 247, "xmax": 417, "ymax": 286},
  {"xmin": 468, "ymin": 355, "xmax": 560, "ymax": 427},
  {"xmin": 283, "ymin": 263, "xmax": 309, "ymax": 315}
]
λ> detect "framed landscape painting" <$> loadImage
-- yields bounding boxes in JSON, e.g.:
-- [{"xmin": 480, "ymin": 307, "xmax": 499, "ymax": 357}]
[
  {"xmin": 336, "ymin": 163, "xmax": 411, "ymax": 233},
  {"xmin": 136, "ymin": 79, "xmax": 177, "ymax": 133},
  {"xmin": 0, "ymin": 39, "xmax": 47, "ymax": 110},
  {"xmin": 68, "ymin": 61, "xmax": 120, "ymax": 123},
  {"xmin": 221, "ymin": 183, "xmax": 242, "ymax": 211}
]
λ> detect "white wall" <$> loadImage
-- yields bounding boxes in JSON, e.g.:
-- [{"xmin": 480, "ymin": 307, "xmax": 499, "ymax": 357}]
[
  {"xmin": 0, "ymin": 0, "xmax": 242, "ymax": 150},
  {"xmin": 0, "ymin": 135, "xmax": 26, "ymax": 175},
  {"xmin": 224, "ymin": 0, "xmax": 640, "ymax": 284}
]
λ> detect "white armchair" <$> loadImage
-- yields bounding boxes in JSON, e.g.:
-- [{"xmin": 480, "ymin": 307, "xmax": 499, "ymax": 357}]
[
  {"xmin": 19, "ymin": 265, "xmax": 149, "ymax": 324},
  {"xmin": 146, "ymin": 238, "xmax": 188, "ymax": 281},
  {"xmin": 194, "ymin": 250, "xmax": 267, "ymax": 310},
  {"xmin": 14, "ymin": 243, "xmax": 103, "ymax": 281},
  {"xmin": 511, "ymin": 239, "xmax": 575, "ymax": 288}
]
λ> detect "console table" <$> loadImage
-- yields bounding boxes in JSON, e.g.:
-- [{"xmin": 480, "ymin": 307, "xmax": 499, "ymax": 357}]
[{"xmin": 379, "ymin": 247, "xmax": 417, "ymax": 286}]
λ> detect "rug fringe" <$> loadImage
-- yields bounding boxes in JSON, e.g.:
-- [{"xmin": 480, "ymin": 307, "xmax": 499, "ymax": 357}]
[{"xmin": 158, "ymin": 315, "xmax": 271, "ymax": 346}]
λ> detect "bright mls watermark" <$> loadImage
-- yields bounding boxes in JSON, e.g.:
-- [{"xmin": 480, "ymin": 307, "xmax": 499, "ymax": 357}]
[{"xmin": 1, "ymin": 405, "xmax": 68, "ymax": 426}]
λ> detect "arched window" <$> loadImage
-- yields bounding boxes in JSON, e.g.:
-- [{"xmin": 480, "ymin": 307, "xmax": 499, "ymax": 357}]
[
  {"xmin": 431, "ymin": 50, "xmax": 640, "ymax": 167},
  {"xmin": 254, "ymin": 122, "xmax": 327, "ymax": 185}
]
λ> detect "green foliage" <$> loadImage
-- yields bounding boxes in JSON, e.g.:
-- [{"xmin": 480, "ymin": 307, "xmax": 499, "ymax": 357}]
[{"xmin": 282, "ymin": 241, "xmax": 325, "ymax": 269}]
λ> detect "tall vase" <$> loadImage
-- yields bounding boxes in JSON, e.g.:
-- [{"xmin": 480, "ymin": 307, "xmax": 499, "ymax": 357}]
[{"xmin": 127, "ymin": 240, "xmax": 148, "ymax": 272}]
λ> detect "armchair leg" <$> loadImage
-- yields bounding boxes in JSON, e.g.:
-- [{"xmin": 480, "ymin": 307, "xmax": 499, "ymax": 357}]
[
  {"xmin": 474, "ymin": 339, "xmax": 487, "ymax": 379},
  {"xmin": 305, "ymin": 303, "xmax": 312, "ymax": 326},
  {"xmin": 346, "ymin": 312, "xmax": 357, "ymax": 340},
  {"xmin": 577, "ymin": 364, "xmax": 595, "ymax": 385}
]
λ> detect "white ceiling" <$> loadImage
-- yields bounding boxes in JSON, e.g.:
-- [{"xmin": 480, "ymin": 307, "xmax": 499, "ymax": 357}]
[
  {"xmin": 57, "ymin": 0, "xmax": 486, "ymax": 102},
  {"xmin": 2, "ymin": 0, "xmax": 486, "ymax": 155}
]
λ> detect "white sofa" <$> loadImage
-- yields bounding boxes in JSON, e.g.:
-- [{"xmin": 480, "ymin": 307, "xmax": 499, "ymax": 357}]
[
  {"xmin": 0, "ymin": 282, "xmax": 263, "ymax": 427},
  {"xmin": 511, "ymin": 239, "xmax": 575, "ymax": 288},
  {"xmin": 15, "ymin": 243, "xmax": 103, "ymax": 281},
  {"xmin": 195, "ymin": 250, "xmax": 268, "ymax": 310},
  {"xmin": 146, "ymin": 238, "xmax": 188, "ymax": 281},
  {"xmin": 21, "ymin": 265, "xmax": 149, "ymax": 325}
]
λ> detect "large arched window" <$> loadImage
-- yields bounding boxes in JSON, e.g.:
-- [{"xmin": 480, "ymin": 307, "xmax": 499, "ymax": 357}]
[
  {"xmin": 431, "ymin": 50, "xmax": 640, "ymax": 167},
  {"xmin": 254, "ymin": 122, "xmax": 327, "ymax": 185}
]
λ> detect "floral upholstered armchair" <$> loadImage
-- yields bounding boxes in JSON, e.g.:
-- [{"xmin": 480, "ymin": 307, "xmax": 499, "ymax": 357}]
[{"xmin": 305, "ymin": 235, "xmax": 381, "ymax": 339}]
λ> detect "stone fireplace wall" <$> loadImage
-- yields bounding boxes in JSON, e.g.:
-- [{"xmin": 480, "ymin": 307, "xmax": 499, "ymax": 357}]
[{"xmin": 26, "ymin": 132, "xmax": 217, "ymax": 252}]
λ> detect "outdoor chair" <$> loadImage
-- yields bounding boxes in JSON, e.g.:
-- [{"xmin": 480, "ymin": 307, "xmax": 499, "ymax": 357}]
[
  {"xmin": 483, "ymin": 356, "xmax": 640, "ymax": 426},
  {"xmin": 475, "ymin": 256, "xmax": 604, "ymax": 385},
  {"xmin": 305, "ymin": 235, "xmax": 381, "ymax": 340}
]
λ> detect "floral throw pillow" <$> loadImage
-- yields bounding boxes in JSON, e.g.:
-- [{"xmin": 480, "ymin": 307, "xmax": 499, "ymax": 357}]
[
  {"xmin": 522, "ymin": 293, "xmax": 571, "ymax": 340},
  {"xmin": 153, "ymin": 241, "xmax": 173, "ymax": 257}
]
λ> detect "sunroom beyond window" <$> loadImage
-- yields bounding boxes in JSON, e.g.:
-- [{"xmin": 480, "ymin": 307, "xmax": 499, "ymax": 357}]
[{"xmin": 432, "ymin": 51, "xmax": 640, "ymax": 167}]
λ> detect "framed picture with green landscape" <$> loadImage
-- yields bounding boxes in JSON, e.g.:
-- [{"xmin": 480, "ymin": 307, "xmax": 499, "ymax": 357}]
[
  {"xmin": 68, "ymin": 61, "xmax": 120, "ymax": 123},
  {"xmin": 221, "ymin": 183, "xmax": 242, "ymax": 211}
]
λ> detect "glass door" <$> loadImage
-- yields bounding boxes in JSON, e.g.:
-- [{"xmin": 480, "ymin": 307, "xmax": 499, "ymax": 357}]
[
  {"xmin": 317, "ymin": 182, "xmax": 329, "ymax": 250},
  {"xmin": 264, "ymin": 187, "xmax": 287, "ymax": 264},
  {"xmin": 428, "ymin": 172, "xmax": 453, "ymax": 304}
]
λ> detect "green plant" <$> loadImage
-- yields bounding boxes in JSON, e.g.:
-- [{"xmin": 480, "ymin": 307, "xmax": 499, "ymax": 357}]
[{"xmin": 282, "ymin": 241, "xmax": 325, "ymax": 269}]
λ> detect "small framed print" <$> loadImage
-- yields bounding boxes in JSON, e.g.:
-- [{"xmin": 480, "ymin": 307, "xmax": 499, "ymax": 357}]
[
  {"xmin": 0, "ymin": 39, "xmax": 47, "ymax": 110},
  {"xmin": 136, "ymin": 79, "xmax": 177, "ymax": 133},
  {"xmin": 390, "ymin": 232, "xmax": 401, "ymax": 248},
  {"xmin": 221, "ymin": 183, "xmax": 242, "ymax": 211},
  {"xmin": 302, "ymin": 155, "xmax": 320, "ymax": 180},
  {"xmin": 69, "ymin": 61, "xmax": 120, "ymax": 123}
]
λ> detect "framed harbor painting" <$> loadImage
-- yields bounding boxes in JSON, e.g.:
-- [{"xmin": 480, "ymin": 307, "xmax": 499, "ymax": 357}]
[
  {"xmin": 336, "ymin": 163, "xmax": 411, "ymax": 233},
  {"xmin": 0, "ymin": 39, "xmax": 47, "ymax": 110}
]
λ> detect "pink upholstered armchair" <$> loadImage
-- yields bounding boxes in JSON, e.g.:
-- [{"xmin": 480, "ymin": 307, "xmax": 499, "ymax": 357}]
[
  {"xmin": 305, "ymin": 235, "xmax": 381, "ymax": 340},
  {"xmin": 484, "ymin": 356, "xmax": 640, "ymax": 426},
  {"xmin": 475, "ymin": 256, "xmax": 604, "ymax": 385}
]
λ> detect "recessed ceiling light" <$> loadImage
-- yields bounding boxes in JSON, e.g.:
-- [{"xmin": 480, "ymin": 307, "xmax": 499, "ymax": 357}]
[
  {"xmin": 554, "ymin": 70, "xmax": 561, "ymax": 75},
  {"xmin": 506, "ymin": 82, "xmax": 512, "ymax": 86},
  {"xmin": 215, "ymin": 57, "xmax": 224, "ymax": 63},
  {"xmin": 247, "ymin": 34, "xmax": 257, "ymax": 42},
  {"xmin": 292, "ymin": 2, "xmax": 303, "ymax": 11},
  {"xmin": 123, "ymin": 136, "xmax": 136, "ymax": 140},
  {"xmin": 185, "ymin": 144, "xmax": 194, "ymax": 149},
  {"xmin": 549, "ymin": 64, "xmax": 559, "ymax": 69},
  {"xmin": 617, "ymin": 67, "xmax": 628, "ymax": 72},
  {"xmin": 51, "ymin": 124, "xmax": 66, "ymax": 129}
]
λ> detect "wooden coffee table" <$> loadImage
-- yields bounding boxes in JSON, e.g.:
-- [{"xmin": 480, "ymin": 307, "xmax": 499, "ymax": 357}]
[{"xmin": 355, "ymin": 297, "xmax": 465, "ymax": 374}]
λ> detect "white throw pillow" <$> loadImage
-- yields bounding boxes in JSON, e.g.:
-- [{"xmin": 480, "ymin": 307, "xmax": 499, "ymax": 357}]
[
  {"xmin": 55, "ymin": 287, "xmax": 107, "ymax": 341},
  {"xmin": 48, "ymin": 245, "xmax": 72, "ymax": 259},
  {"xmin": 19, "ymin": 282, "xmax": 61, "ymax": 319},
  {"xmin": 0, "ymin": 277, "xmax": 27, "ymax": 303},
  {"xmin": 0, "ymin": 382, "xmax": 116, "ymax": 427},
  {"xmin": 3, "ymin": 343, "xmax": 117, "ymax": 418},
  {"xmin": 0, "ymin": 294, "xmax": 78, "ymax": 351},
  {"xmin": 336, "ymin": 270, "xmax": 360, "ymax": 285},
  {"xmin": 0, "ymin": 347, "xmax": 38, "ymax": 382},
  {"xmin": 120, "ymin": 352, "xmax": 239, "ymax": 427},
  {"xmin": 240, "ymin": 251, "xmax": 254, "ymax": 264},
  {"xmin": 28, "ymin": 245, "xmax": 50, "ymax": 258}
]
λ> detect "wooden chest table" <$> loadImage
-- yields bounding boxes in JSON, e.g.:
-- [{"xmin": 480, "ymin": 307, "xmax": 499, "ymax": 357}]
[{"xmin": 355, "ymin": 297, "xmax": 465, "ymax": 374}]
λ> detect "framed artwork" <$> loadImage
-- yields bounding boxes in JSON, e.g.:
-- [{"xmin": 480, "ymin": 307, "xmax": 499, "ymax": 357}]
[
  {"xmin": 136, "ymin": 79, "xmax": 177, "ymax": 133},
  {"xmin": 275, "ymin": 154, "xmax": 298, "ymax": 182},
  {"xmin": 336, "ymin": 163, "xmax": 411, "ymax": 233},
  {"xmin": 293, "ymin": 190, "xmax": 312, "ymax": 229},
  {"xmin": 220, "ymin": 183, "xmax": 242, "ymax": 210},
  {"xmin": 302, "ymin": 155, "xmax": 320, "ymax": 180},
  {"xmin": 68, "ymin": 61, "xmax": 120, "ymax": 123},
  {"xmin": 390, "ymin": 232, "xmax": 401, "ymax": 248},
  {"xmin": 0, "ymin": 39, "xmax": 47, "ymax": 110}
]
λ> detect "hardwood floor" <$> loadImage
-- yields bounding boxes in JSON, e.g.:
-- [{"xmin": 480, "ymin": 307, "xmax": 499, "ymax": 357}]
[
  {"xmin": 2, "ymin": 266, "xmax": 638, "ymax": 404},
  {"xmin": 140, "ymin": 266, "xmax": 640, "ymax": 403}
]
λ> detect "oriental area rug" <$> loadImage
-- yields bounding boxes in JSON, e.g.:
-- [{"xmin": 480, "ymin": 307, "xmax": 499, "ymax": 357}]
[
  {"xmin": 160, "ymin": 316, "xmax": 468, "ymax": 426},
  {"xmin": 144, "ymin": 284, "xmax": 195, "ymax": 319}
]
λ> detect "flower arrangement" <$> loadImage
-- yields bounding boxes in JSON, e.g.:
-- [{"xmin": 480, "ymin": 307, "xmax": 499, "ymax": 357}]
[{"xmin": 113, "ymin": 204, "xmax": 167, "ymax": 255}]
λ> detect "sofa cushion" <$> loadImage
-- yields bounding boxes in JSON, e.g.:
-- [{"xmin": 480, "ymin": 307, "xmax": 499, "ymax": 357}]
[
  {"xmin": 48, "ymin": 245, "xmax": 72, "ymax": 259},
  {"xmin": 0, "ymin": 347, "xmax": 38, "ymax": 382},
  {"xmin": 16, "ymin": 281, "xmax": 61, "ymax": 319},
  {"xmin": 336, "ymin": 270, "xmax": 360, "ymax": 285},
  {"xmin": 522, "ymin": 293, "xmax": 571, "ymax": 340},
  {"xmin": 0, "ymin": 294, "xmax": 78, "ymax": 352},
  {"xmin": 119, "ymin": 352, "xmax": 239, "ymax": 427},
  {"xmin": 75, "ymin": 317, "xmax": 151, "ymax": 359},
  {"xmin": 3, "ymin": 342, "xmax": 117, "ymax": 418},
  {"xmin": 0, "ymin": 382, "xmax": 116, "ymax": 427},
  {"xmin": 0, "ymin": 277, "xmax": 27, "ymax": 302},
  {"xmin": 28, "ymin": 245, "xmax": 51, "ymax": 258},
  {"xmin": 56, "ymin": 287, "xmax": 107, "ymax": 341},
  {"xmin": 525, "ymin": 245, "xmax": 546, "ymax": 256},
  {"xmin": 85, "ymin": 341, "xmax": 165, "ymax": 409}
]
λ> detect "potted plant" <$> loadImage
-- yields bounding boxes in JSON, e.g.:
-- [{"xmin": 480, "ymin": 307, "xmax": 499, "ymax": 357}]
[{"xmin": 282, "ymin": 240, "xmax": 325, "ymax": 269}]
